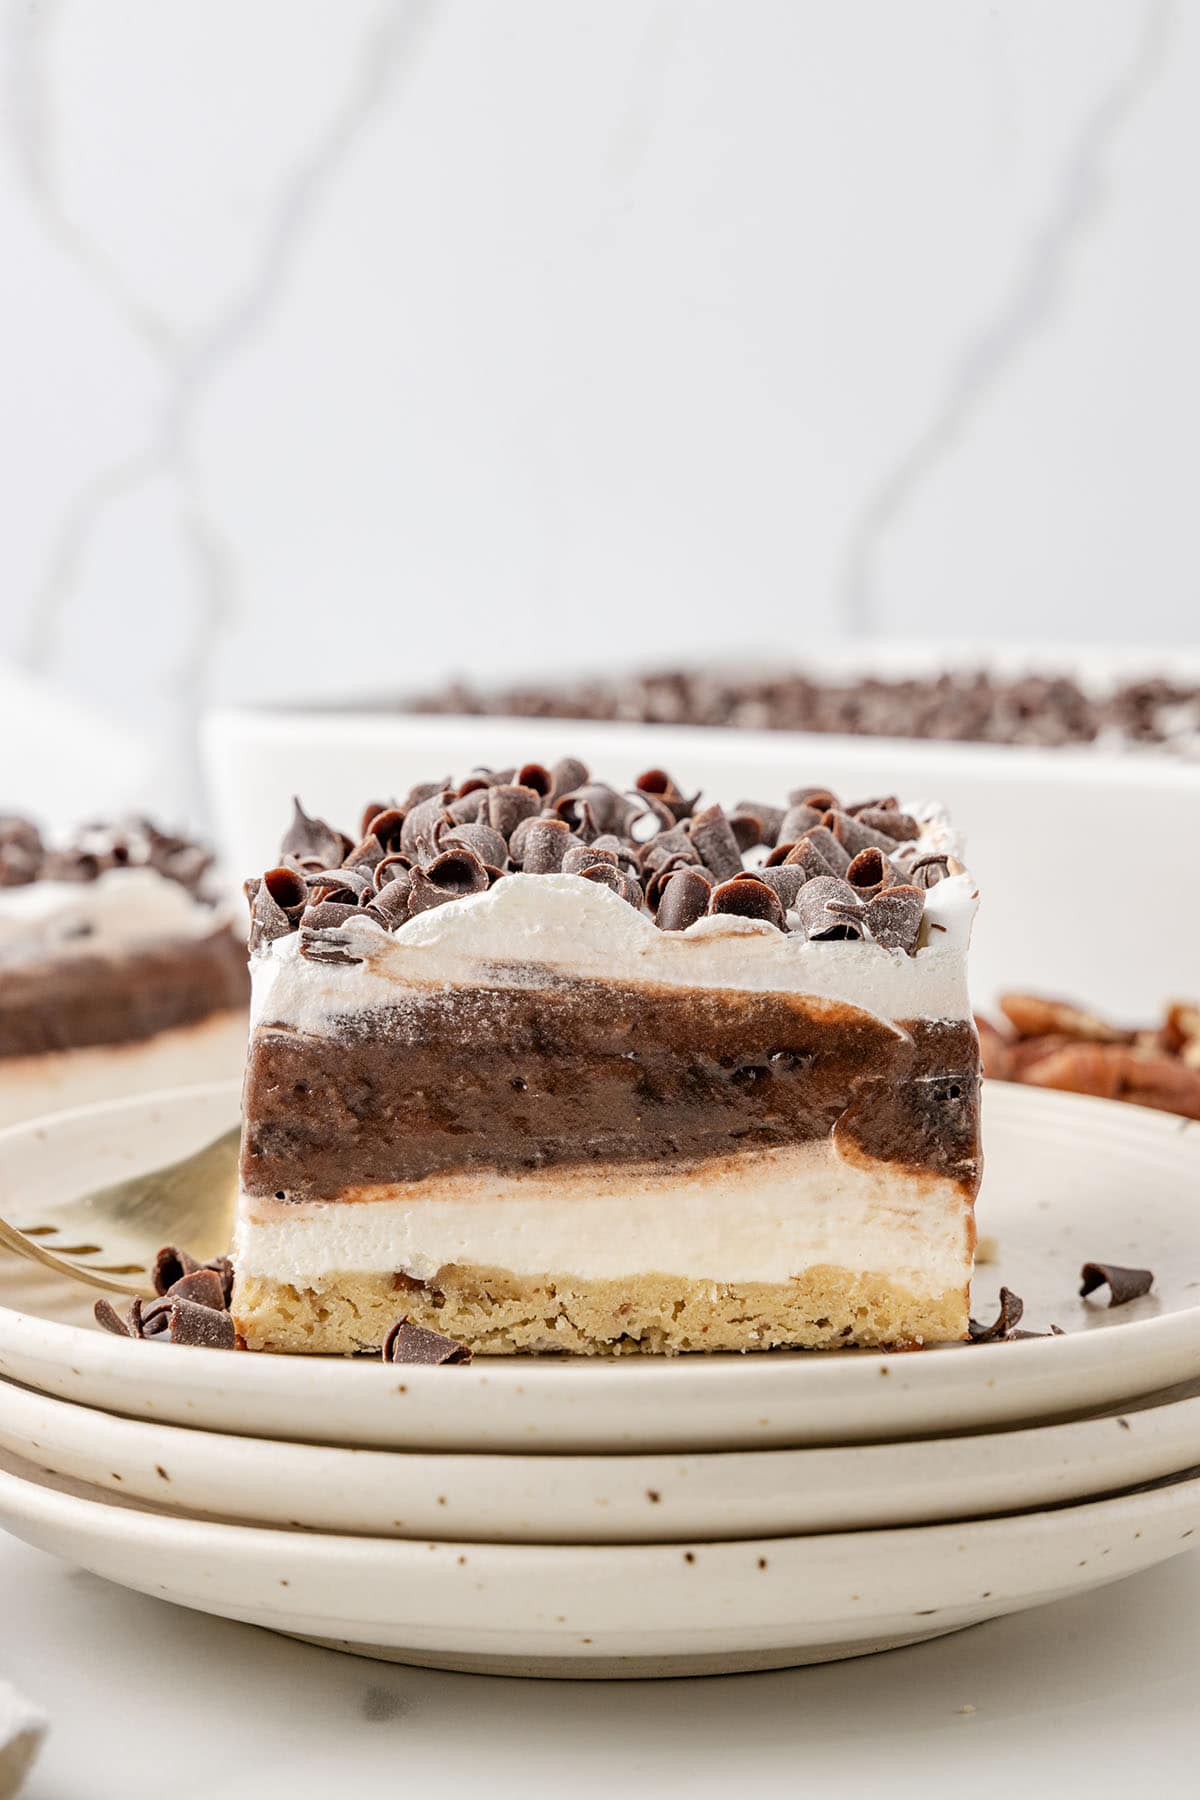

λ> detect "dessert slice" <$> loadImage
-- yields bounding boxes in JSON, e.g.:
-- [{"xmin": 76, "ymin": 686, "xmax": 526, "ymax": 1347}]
[
  {"xmin": 233, "ymin": 768, "xmax": 981, "ymax": 1356},
  {"xmin": 0, "ymin": 816, "xmax": 249, "ymax": 1125}
]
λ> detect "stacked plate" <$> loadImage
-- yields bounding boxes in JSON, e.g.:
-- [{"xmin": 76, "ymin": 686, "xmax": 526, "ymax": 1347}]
[{"xmin": 0, "ymin": 1081, "xmax": 1199, "ymax": 1678}]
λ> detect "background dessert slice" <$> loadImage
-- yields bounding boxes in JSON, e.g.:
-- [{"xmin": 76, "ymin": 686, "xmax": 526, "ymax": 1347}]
[
  {"xmin": 0, "ymin": 816, "xmax": 249, "ymax": 1126},
  {"xmin": 233, "ymin": 773, "xmax": 981, "ymax": 1355}
]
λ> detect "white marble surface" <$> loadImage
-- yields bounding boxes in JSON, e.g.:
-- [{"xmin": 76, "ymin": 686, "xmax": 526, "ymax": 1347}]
[
  {"xmin": 2, "ymin": 1525, "xmax": 1198, "ymax": 1798},
  {"xmin": 1, "ymin": 1, "xmax": 1199, "ymax": 815}
]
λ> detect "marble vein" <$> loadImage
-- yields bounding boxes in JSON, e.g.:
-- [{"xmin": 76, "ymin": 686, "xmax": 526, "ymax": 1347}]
[
  {"xmin": 4, "ymin": 0, "xmax": 439, "ymax": 808},
  {"xmin": 836, "ymin": 0, "xmax": 1177, "ymax": 638}
]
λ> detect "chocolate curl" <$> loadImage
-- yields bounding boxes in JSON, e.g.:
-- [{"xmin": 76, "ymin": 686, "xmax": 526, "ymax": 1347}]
[
  {"xmin": 383, "ymin": 1318, "xmax": 472, "ymax": 1365},
  {"xmin": 708, "ymin": 875, "xmax": 786, "ymax": 931},
  {"xmin": 549, "ymin": 756, "xmax": 590, "ymax": 801},
  {"xmin": 563, "ymin": 842, "xmax": 618, "ymax": 875},
  {"xmin": 362, "ymin": 807, "xmax": 407, "ymax": 852},
  {"xmin": 734, "ymin": 801, "xmax": 785, "ymax": 847},
  {"xmin": 781, "ymin": 836, "xmax": 837, "ymax": 880},
  {"xmin": 968, "ymin": 1287, "xmax": 1025, "ymax": 1343},
  {"xmin": 516, "ymin": 762, "xmax": 554, "ymax": 799},
  {"xmin": 755, "ymin": 864, "xmax": 806, "ymax": 910},
  {"xmin": 590, "ymin": 833, "xmax": 639, "ymax": 875},
  {"xmin": 634, "ymin": 768, "xmax": 698, "ymax": 822},
  {"xmin": 454, "ymin": 773, "xmax": 492, "ymax": 798},
  {"xmin": 863, "ymin": 884, "xmax": 925, "ymax": 954},
  {"xmin": 302, "ymin": 900, "xmax": 360, "ymax": 930},
  {"xmin": 519, "ymin": 817, "xmax": 572, "ymax": 873},
  {"xmin": 373, "ymin": 852, "xmax": 412, "ymax": 891},
  {"xmin": 264, "ymin": 866, "xmax": 312, "ymax": 916},
  {"xmin": 246, "ymin": 875, "xmax": 296, "ymax": 951},
  {"xmin": 279, "ymin": 797, "xmax": 348, "ymax": 868},
  {"xmin": 686, "ymin": 804, "xmax": 743, "ymax": 883},
  {"xmin": 788, "ymin": 786, "xmax": 838, "ymax": 812},
  {"xmin": 555, "ymin": 783, "xmax": 631, "ymax": 836},
  {"xmin": 627, "ymin": 790, "xmax": 677, "ymax": 844},
  {"xmin": 792, "ymin": 826, "xmax": 850, "ymax": 876},
  {"xmin": 0, "ymin": 816, "xmax": 43, "ymax": 858},
  {"xmin": 856, "ymin": 806, "xmax": 920, "ymax": 842},
  {"xmin": 307, "ymin": 866, "xmax": 375, "ymax": 903},
  {"xmin": 343, "ymin": 834, "xmax": 385, "ymax": 875},
  {"xmin": 822, "ymin": 808, "xmax": 898, "ymax": 857},
  {"xmin": 400, "ymin": 779, "xmax": 450, "ymax": 812},
  {"xmin": 910, "ymin": 854, "xmax": 950, "ymax": 890},
  {"xmin": 365, "ymin": 872, "xmax": 412, "ymax": 928},
  {"xmin": 727, "ymin": 811, "xmax": 766, "ymax": 853},
  {"xmin": 140, "ymin": 1295, "xmax": 237, "ymax": 1349},
  {"xmin": 152, "ymin": 1245, "xmax": 201, "ymax": 1293},
  {"xmin": 94, "ymin": 1297, "xmax": 143, "ymax": 1337},
  {"xmin": 1079, "ymin": 1261, "xmax": 1155, "ymax": 1307},
  {"xmin": 845, "ymin": 847, "xmax": 897, "ymax": 901},
  {"xmin": 358, "ymin": 799, "xmax": 391, "ymax": 839},
  {"xmin": 644, "ymin": 854, "xmax": 703, "ymax": 911},
  {"xmin": 447, "ymin": 787, "xmax": 488, "ymax": 825},
  {"xmin": 847, "ymin": 795, "xmax": 899, "ymax": 816},
  {"xmin": 795, "ymin": 876, "xmax": 864, "ymax": 941},
  {"xmin": 638, "ymin": 825, "xmax": 695, "ymax": 871},
  {"xmin": 442, "ymin": 821, "xmax": 509, "ymax": 873},
  {"xmin": 486, "ymin": 783, "xmax": 542, "ymax": 841},
  {"xmin": 401, "ymin": 795, "xmax": 452, "ymax": 862},
  {"xmin": 779, "ymin": 803, "xmax": 823, "ymax": 842},
  {"xmin": 655, "ymin": 866, "xmax": 713, "ymax": 931},
  {"xmin": 166, "ymin": 1268, "xmax": 229, "ymax": 1311},
  {"xmin": 408, "ymin": 848, "xmax": 490, "ymax": 914}
]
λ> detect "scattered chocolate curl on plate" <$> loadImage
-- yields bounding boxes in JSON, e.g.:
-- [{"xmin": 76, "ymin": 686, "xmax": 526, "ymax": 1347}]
[
  {"xmin": 1079, "ymin": 1261, "xmax": 1155, "ymax": 1307},
  {"xmin": 967, "ymin": 1286, "xmax": 1025, "ymax": 1342},
  {"xmin": 383, "ymin": 1318, "xmax": 473, "ymax": 1365}
]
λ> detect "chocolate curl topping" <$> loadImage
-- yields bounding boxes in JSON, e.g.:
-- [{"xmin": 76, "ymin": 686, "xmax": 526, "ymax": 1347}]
[
  {"xmin": 246, "ymin": 876, "xmax": 294, "ymax": 951},
  {"xmin": 303, "ymin": 900, "xmax": 360, "ymax": 930},
  {"xmin": 363, "ymin": 807, "xmax": 407, "ymax": 852},
  {"xmin": 638, "ymin": 824, "xmax": 696, "ymax": 871},
  {"xmin": 856, "ymin": 806, "xmax": 920, "ymax": 842},
  {"xmin": 793, "ymin": 825, "xmax": 850, "ymax": 876},
  {"xmin": 263, "ymin": 865, "xmax": 309, "ymax": 916},
  {"xmin": 373, "ymin": 852, "xmax": 412, "ymax": 891},
  {"xmin": 400, "ymin": 780, "xmax": 450, "ymax": 812},
  {"xmin": 487, "ymin": 784, "xmax": 542, "ymax": 840},
  {"xmin": 563, "ymin": 842, "xmax": 617, "ymax": 875},
  {"xmin": 735, "ymin": 801, "xmax": 785, "ymax": 848},
  {"xmin": 442, "ymin": 821, "xmax": 509, "ymax": 872},
  {"xmin": 788, "ymin": 786, "xmax": 838, "ymax": 812},
  {"xmin": 447, "ymin": 787, "xmax": 488, "ymax": 825},
  {"xmin": 845, "ymin": 846, "xmax": 895, "ymax": 900},
  {"xmin": 779, "ymin": 803, "xmax": 823, "ymax": 842},
  {"xmin": 407, "ymin": 848, "xmax": 490, "ymax": 914},
  {"xmin": 383, "ymin": 1318, "xmax": 472, "ymax": 1365},
  {"xmin": 358, "ymin": 799, "xmax": 391, "ymax": 839},
  {"xmin": 1079, "ymin": 1261, "xmax": 1155, "ymax": 1306},
  {"xmin": 343, "ymin": 834, "xmax": 385, "ymax": 874},
  {"xmin": 516, "ymin": 762, "xmax": 553, "ymax": 798},
  {"xmin": 910, "ymin": 853, "xmax": 950, "ymax": 890},
  {"xmin": 634, "ymin": 768, "xmax": 697, "ymax": 821},
  {"xmin": 401, "ymin": 795, "xmax": 452, "ymax": 862},
  {"xmin": 556, "ymin": 782, "xmax": 631, "ymax": 837},
  {"xmin": 644, "ymin": 854, "xmax": 701, "ymax": 910},
  {"xmin": 848, "ymin": 795, "xmax": 899, "ymax": 816},
  {"xmin": 727, "ymin": 811, "xmax": 766, "ymax": 853},
  {"xmin": 708, "ymin": 875, "xmax": 787, "ymax": 931},
  {"xmin": 686, "ymin": 804, "xmax": 743, "ymax": 883},
  {"xmin": 280, "ymin": 797, "xmax": 347, "ymax": 869},
  {"xmin": 795, "ymin": 876, "xmax": 864, "ymax": 941},
  {"xmin": 822, "ymin": 808, "xmax": 898, "ymax": 857},
  {"xmin": 454, "ymin": 772, "xmax": 492, "ymax": 798},
  {"xmin": 782, "ymin": 836, "xmax": 837, "ymax": 880},
  {"xmin": 968, "ymin": 1287, "xmax": 1025, "ymax": 1343},
  {"xmin": 519, "ymin": 817, "xmax": 572, "ymax": 873},
  {"xmin": 862, "ymin": 884, "xmax": 925, "ymax": 954},
  {"xmin": 655, "ymin": 866, "xmax": 713, "ymax": 931},
  {"xmin": 366, "ymin": 872, "xmax": 412, "ymax": 928},
  {"xmin": 307, "ymin": 866, "xmax": 375, "ymax": 902},
  {"xmin": 549, "ymin": 756, "xmax": 590, "ymax": 801},
  {"xmin": 755, "ymin": 864, "xmax": 806, "ymax": 910}
]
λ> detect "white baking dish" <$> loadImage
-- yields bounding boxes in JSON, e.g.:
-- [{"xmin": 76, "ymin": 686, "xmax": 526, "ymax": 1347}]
[{"xmin": 202, "ymin": 690, "xmax": 1199, "ymax": 1017}]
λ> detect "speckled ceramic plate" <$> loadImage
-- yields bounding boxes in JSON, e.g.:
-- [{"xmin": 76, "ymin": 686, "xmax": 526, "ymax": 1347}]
[
  {"xmin": 0, "ymin": 1081, "xmax": 1198, "ymax": 1453},
  {"xmin": 4, "ymin": 1372, "xmax": 1200, "ymax": 1543},
  {"xmin": 0, "ymin": 1447, "xmax": 1197, "ymax": 1677}
]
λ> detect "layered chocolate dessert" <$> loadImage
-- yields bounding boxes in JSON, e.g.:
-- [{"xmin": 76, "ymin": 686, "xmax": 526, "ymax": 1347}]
[
  {"xmin": 234, "ymin": 765, "xmax": 982, "ymax": 1356},
  {"xmin": 0, "ymin": 817, "xmax": 249, "ymax": 1126}
]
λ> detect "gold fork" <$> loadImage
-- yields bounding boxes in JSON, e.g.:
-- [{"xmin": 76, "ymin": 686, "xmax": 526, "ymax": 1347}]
[{"xmin": 0, "ymin": 1128, "xmax": 241, "ymax": 1297}]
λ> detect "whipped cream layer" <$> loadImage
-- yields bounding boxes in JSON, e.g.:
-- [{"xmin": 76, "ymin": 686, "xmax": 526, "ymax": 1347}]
[
  {"xmin": 0, "ymin": 866, "xmax": 229, "ymax": 968},
  {"xmin": 234, "ymin": 1141, "xmax": 972, "ymax": 1294},
  {"xmin": 252, "ymin": 868, "xmax": 977, "ymax": 1036}
]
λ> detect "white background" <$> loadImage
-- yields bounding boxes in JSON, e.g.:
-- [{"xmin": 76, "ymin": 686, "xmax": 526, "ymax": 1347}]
[{"xmin": 1, "ymin": 0, "xmax": 1199, "ymax": 815}]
